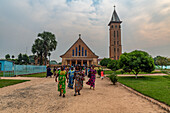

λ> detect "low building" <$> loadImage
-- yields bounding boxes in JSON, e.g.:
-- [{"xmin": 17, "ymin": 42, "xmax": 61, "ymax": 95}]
[{"xmin": 60, "ymin": 34, "xmax": 98, "ymax": 66}]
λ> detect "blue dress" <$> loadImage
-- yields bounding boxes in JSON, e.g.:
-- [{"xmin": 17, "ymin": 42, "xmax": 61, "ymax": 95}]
[{"xmin": 68, "ymin": 70, "xmax": 75, "ymax": 89}]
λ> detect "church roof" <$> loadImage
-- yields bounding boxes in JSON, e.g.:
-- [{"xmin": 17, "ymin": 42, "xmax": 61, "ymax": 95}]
[
  {"xmin": 60, "ymin": 34, "xmax": 98, "ymax": 58},
  {"xmin": 108, "ymin": 7, "xmax": 122, "ymax": 25}
]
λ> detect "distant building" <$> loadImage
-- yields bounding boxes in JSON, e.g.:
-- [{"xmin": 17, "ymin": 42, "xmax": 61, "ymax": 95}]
[
  {"xmin": 60, "ymin": 34, "xmax": 98, "ymax": 66},
  {"xmin": 29, "ymin": 55, "xmax": 49, "ymax": 66},
  {"xmin": 108, "ymin": 6, "xmax": 122, "ymax": 60}
]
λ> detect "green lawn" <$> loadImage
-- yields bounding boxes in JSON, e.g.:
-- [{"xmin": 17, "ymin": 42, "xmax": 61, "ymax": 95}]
[
  {"xmin": 0, "ymin": 79, "xmax": 30, "ymax": 88},
  {"xmin": 21, "ymin": 72, "xmax": 46, "ymax": 78},
  {"xmin": 118, "ymin": 76, "xmax": 170, "ymax": 106},
  {"xmin": 104, "ymin": 70, "xmax": 163, "ymax": 75}
]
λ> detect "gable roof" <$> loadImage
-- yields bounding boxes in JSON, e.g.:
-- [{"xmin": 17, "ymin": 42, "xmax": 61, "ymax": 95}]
[{"xmin": 60, "ymin": 37, "xmax": 98, "ymax": 58}]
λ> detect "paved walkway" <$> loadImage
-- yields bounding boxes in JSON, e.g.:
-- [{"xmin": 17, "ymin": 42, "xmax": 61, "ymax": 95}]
[{"xmin": 0, "ymin": 76, "xmax": 168, "ymax": 113}]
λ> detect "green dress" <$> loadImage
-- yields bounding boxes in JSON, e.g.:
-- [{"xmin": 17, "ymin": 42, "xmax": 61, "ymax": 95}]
[{"xmin": 58, "ymin": 70, "xmax": 67, "ymax": 94}]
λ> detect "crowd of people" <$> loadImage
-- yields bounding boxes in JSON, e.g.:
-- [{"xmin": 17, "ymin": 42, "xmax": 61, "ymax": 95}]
[{"xmin": 46, "ymin": 65, "xmax": 98, "ymax": 98}]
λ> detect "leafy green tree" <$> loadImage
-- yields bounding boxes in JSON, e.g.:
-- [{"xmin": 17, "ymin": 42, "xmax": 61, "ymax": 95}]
[
  {"xmin": 100, "ymin": 58, "xmax": 111, "ymax": 66},
  {"xmin": 12, "ymin": 55, "xmax": 15, "ymax": 59},
  {"xmin": 107, "ymin": 60, "xmax": 120, "ymax": 71},
  {"xmin": 17, "ymin": 53, "xmax": 23, "ymax": 64},
  {"xmin": 5, "ymin": 54, "xmax": 10, "ymax": 59},
  {"xmin": 108, "ymin": 72, "xmax": 118, "ymax": 85},
  {"xmin": 155, "ymin": 56, "xmax": 168, "ymax": 69},
  {"xmin": 22, "ymin": 54, "xmax": 29, "ymax": 64},
  {"xmin": 119, "ymin": 50, "xmax": 155, "ymax": 78}
]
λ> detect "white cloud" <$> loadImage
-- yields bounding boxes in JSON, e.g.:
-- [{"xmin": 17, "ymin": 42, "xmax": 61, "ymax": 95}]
[{"xmin": 0, "ymin": 0, "xmax": 170, "ymax": 61}]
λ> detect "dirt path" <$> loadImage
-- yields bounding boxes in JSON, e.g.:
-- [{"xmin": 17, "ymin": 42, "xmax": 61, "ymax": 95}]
[{"xmin": 0, "ymin": 76, "xmax": 168, "ymax": 113}]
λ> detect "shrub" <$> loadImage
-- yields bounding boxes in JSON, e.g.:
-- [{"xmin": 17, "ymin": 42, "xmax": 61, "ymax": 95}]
[{"xmin": 108, "ymin": 72, "xmax": 118, "ymax": 85}]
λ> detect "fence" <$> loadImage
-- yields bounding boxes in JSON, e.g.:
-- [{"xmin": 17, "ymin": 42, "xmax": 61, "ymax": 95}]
[
  {"xmin": 155, "ymin": 65, "xmax": 170, "ymax": 69},
  {"xmin": 2, "ymin": 64, "xmax": 46, "ymax": 77}
]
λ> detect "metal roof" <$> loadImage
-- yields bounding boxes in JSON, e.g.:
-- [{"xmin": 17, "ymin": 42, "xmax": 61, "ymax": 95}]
[{"xmin": 108, "ymin": 8, "xmax": 122, "ymax": 25}]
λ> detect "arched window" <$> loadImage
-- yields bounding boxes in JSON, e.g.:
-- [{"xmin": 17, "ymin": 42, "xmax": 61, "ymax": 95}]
[
  {"xmin": 117, "ymin": 41, "xmax": 119, "ymax": 45},
  {"xmin": 72, "ymin": 49, "xmax": 74, "ymax": 56},
  {"xmin": 111, "ymin": 25, "xmax": 113, "ymax": 28},
  {"xmin": 76, "ymin": 47, "xmax": 77, "ymax": 56},
  {"xmin": 117, "ymin": 48, "xmax": 119, "ymax": 52},
  {"xmin": 114, "ymin": 31, "xmax": 115, "ymax": 37},
  {"xmin": 82, "ymin": 47, "xmax": 84, "ymax": 56},
  {"xmin": 117, "ymin": 31, "xmax": 119, "ymax": 37},
  {"xmin": 79, "ymin": 45, "xmax": 81, "ymax": 56},
  {"xmin": 114, "ymin": 41, "xmax": 116, "ymax": 45},
  {"xmin": 85, "ymin": 50, "xmax": 87, "ymax": 56},
  {"xmin": 115, "ymin": 25, "xmax": 117, "ymax": 28}
]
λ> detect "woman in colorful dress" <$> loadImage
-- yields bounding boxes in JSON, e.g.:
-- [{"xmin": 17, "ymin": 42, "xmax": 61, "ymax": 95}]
[
  {"xmin": 86, "ymin": 66, "xmax": 96, "ymax": 90},
  {"xmin": 74, "ymin": 66, "xmax": 84, "ymax": 96},
  {"xmin": 68, "ymin": 67, "xmax": 75, "ymax": 89},
  {"xmin": 55, "ymin": 66, "xmax": 68, "ymax": 97}
]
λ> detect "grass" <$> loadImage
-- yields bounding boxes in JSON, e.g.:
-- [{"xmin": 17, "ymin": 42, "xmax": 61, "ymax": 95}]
[
  {"xmin": 104, "ymin": 70, "xmax": 163, "ymax": 75},
  {"xmin": 118, "ymin": 76, "xmax": 170, "ymax": 106},
  {"xmin": 0, "ymin": 79, "xmax": 30, "ymax": 88},
  {"xmin": 0, "ymin": 72, "xmax": 3, "ymax": 77},
  {"xmin": 21, "ymin": 72, "xmax": 46, "ymax": 78}
]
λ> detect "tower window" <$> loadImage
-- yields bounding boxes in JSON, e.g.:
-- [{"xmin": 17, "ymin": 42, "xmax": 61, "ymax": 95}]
[
  {"xmin": 119, "ymin": 25, "xmax": 121, "ymax": 28},
  {"xmin": 115, "ymin": 25, "xmax": 117, "ymax": 28},
  {"xmin": 114, "ymin": 31, "xmax": 115, "ymax": 37},
  {"xmin": 114, "ymin": 41, "xmax": 116, "ymax": 45},
  {"xmin": 114, "ymin": 48, "xmax": 116, "ymax": 52},
  {"xmin": 118, "ymin": 56, "xmax": 119, "ymax": 59},
  {"xmin": 117, "ymin": 41, "xmax": 119, "ymax": 45},
  {"xmin": 72, "ymin": 49, "xmax": 74, "ymax": 56},
  {"xmin": 117, "ymin": 48, "xmax": 119, "ymax": 52},
  {"xmin": 111, "ymin": 25, "xmax": 113, "ymax": 28},
  {"xmin": 117, "ymin": 31, "xmax": 119, "ymax": 37},
  {"xmin": 76, "ymin": 47, "xmax": 77, "ymax": 56}
]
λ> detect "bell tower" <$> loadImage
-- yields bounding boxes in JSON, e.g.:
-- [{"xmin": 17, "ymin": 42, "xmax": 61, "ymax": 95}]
[{"xmin": 108, "ymin": 6, "xmax": 122, "ymax": 60}]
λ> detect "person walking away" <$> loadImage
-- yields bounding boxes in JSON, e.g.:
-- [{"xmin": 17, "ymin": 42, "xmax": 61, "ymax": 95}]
[
  {"xmin": 86, "ymin": 66, "xmax": 96, "ymax": 90},
  {"xmin": 101, "ymin": 70, "xmax": 104, "ymax": 80},
  {"xmin": 53, "ymin": 66, "xmax": 57, "ymax": 78},
  {"xmin": 46, "ymin": 66, "xmax": 53, "ymax": 78},
  {"xmin": 68, "ymin": 67, "xmax": 75, "ymax": 89},
  {"xmin": 55, "ymin": 66, "xmax": 68, "ymax": 97},
  {"xmin": 73, "ymin": 66, "xmax": 84, "ymax": 96}
]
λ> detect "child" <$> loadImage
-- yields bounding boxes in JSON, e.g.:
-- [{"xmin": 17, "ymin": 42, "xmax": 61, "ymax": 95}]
[{"xmin": 101, "ymin": 70, "xmax": 104, "ymax": 80}]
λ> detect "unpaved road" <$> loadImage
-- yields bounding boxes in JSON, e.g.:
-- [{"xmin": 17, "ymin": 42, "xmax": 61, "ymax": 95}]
[{"xmin": 0, "ymin": 76, "xmax": 167, "ymax": 113}]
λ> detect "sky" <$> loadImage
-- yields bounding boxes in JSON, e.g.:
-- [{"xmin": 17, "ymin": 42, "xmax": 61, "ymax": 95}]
[{"xmin": 0, "ymin": 0, "xmax": 170, "ymax": 62}]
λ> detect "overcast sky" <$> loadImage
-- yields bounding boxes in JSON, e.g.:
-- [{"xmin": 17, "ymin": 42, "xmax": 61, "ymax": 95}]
[{"xmin": 0, "ymin": 0, "xmax": 170, "ymax": 62}]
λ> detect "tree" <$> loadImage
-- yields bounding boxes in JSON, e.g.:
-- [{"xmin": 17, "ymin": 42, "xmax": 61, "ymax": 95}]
[
  {"xmin": 12, "ymin": 55, "xmax": 15, "ymax": 59},
  {"xmin": 5, "ymin": 54, "xmax": 10, "ymax": 59},
  {"xmin": 37, "ymin": 31, "xmax": 57, "ymax": 65},
  {"xmin": 100, "ymin": 58, "xmax": 111, "ymax": 66},
  {"xmin": 154, "ymin": 56, "xmax": 168, "ymax": 69},
  {"xmin": 32, "ymin": 38, "xmax": 44, "ymax": 65},
  {"xmin": 22, "ymin": 54, "xmax": 29, "ymax": 64},
  {"xmin": 119, "ymin": 50, "xmax": 155, "ymax": 78},
  {"xmin": 107, "ymin": 60, "xmax": 120, "ymax": 71},
  {"xmin": 17, "ymin": 53, "xmax": 23, "ymax": 64}
]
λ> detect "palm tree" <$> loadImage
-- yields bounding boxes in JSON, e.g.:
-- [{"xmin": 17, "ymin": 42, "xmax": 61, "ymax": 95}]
[
  {"xmin": 37, "ymin": 31, "xmax": 57, "ymax": 65},
  {"xmin": 32, "ymin": 38, "xmax": 44, "ymax": 65}
]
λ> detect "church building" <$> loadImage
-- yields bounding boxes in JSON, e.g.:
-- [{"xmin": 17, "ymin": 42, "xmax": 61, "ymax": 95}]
[
  {"xmin": 108, "ymin": 6, "xmax": 122, "ymax": 60},
  {"xmin": 60, "ymin": 34, "xmax": 98, "ymax": 66}
]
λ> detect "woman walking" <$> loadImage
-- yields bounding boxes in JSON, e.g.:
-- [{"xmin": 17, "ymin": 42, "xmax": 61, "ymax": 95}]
[
  {"xmin": 86, "ymin": 66, "xmax": 96, "ymax": 90},
  {"xmin": 55, "ymin": 66, "xmax": 68, "ymax": 97},
  {"xmin": 74, "ymin": 66, "xmax": 84, "ymax": 96},
  {"xmin": 68, "ymin": 67, "xmax": 75, "ymax": 89}
]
